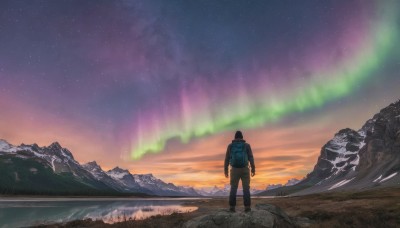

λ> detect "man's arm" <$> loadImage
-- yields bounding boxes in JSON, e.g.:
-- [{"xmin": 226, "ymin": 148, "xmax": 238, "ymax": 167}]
[
  {"xmin": 247, "ymin": 144, "xmax": 255, "ymax": 174},
  {"xmin": 224, "ymin": 145, "xmax": 231, "ymax": 177}
]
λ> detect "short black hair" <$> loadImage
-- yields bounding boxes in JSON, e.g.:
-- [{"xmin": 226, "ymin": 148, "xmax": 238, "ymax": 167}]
[{"xmin": 234, "ymin": 131, "xmax": 243, "ymax": 139}]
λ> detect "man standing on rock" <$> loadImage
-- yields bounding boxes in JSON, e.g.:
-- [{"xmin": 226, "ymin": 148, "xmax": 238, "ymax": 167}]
[{"xmin": 224, "ymin": 130, "xmax": 256, "ymax": 212}]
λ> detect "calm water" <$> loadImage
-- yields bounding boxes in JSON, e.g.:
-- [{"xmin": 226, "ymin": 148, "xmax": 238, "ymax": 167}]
[{"xmin": 0, "ymin": 197, "xmax": 200, "ymax": 228}]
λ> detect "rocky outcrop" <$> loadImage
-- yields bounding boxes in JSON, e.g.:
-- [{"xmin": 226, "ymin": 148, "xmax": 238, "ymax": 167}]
[
  {"xmin": 183, "ymin": 204, "xmax": 297, "ymax": 228},
  {"xmin": 258, "ymin": 99, "xmax": 400, "ymax": 196},
  {"xmin": 305, "ymin": 128, "xmax": 365, "ymax": 185},
  {"xmin": 304, "ymin": 100, "xmax": 400, "ymax": 193},
  {"xmin": 356, "ymin": 101, "xmax": 400, "ymax": 182}
]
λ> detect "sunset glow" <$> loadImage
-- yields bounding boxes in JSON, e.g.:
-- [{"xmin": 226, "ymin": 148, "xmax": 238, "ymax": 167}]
[{"xmin": 1, "ymin": 0, "xmax": 399, "ymax": 189}]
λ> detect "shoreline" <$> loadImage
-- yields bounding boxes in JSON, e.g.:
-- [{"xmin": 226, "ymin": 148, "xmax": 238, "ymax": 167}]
[
  {"xmin": 0, "ymin": 195, "xmax": 209, "ymax": 199},
  {"xmin": 0, "ymin": 196, "xmax": 210, "ymax": 202},
  {"xmin": 31, "ymin": 186, "xmax": 400, "ymax": 227}
]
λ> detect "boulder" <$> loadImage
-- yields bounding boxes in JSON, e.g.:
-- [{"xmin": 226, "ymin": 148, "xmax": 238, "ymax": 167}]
[{"xmin": 183, "ymin": 204, "xmax": 294, "ymax": 228}]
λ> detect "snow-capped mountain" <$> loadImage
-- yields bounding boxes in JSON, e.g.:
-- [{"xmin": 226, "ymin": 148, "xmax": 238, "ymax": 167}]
[
  {"xmin": 82, "ymin": 162, "xmax": 144, "ymax": 193},
  {"xmin": 130, "ymin": 173, "xmax": 200, "ymax": 196},
  {"xmin": 82, "ymin": 163, "xmax": 200, "ymax": 196},
  {"xmin": 198, "ymin": 185, "xmax": 230, "ymax": 196},
  {"xmin": 0, "ymin": 141, "xmax": 115, "ymax": 194},
  {"xmin": 104, "ymin": 167, "xmax": 154, "ymax": 195},
  {"xmin": 305, "ymin": 128, "xmax": 366, "ymax": 185},
  {"xmin": 0, "ymin": 139, "xmax": 12, "ymax": 151},
  {"xmin": 107, "ymin": 167, "xmax": 131, "ymax": 180},
  {"xmin": 285, "ymin": 178, "xmax": 302, "ymax": 186},
  {"xmin": 176, "ymin": 185, "xmax": 201, "ymax": 196},
  {"xmin": 265, "ymin": 184, "xmax": 283, "ymax": 190},
  {"xmin": 259, "ymin": 99, "xmax": 400, "ymax": 196},
  {"xmin": 264, "ymin": 178, "xmax": 301, "ymax": 190},
  {"xmin": 197, "ymin": 185, "xmax": 262, "ymax": 196},
  {"xmin": 0, "ymin": 141, "xmax": 96, "ymax": 181},
  {"xmin": 0, "ymin": 140, "xmax": 200, "ymax": 196}
]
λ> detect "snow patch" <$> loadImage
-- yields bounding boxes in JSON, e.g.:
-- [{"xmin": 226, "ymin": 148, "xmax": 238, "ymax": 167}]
[
  {"xmin": 379, "ymin": 172, "xmax": 398, "ymax": 183},
  {"xmin": 60, "ymin": 149, "xmax": 77, "ymax": 164},
  {"xmin": 285, "ymin": 178, "xmax": 301, "ymax": 186},
  {"xmin": 33, "ymin": 151, "xmax": 46, "ymax": 158},
  {"xmin": 328, "ymin": 178, "xmax": 355, "ymax": 190},
  {"xmin": 0, "ymin": 140, "xmax": 12, "ymax": 151},
  {"xmin": 0, "ymin": 142, "xmax": 42, "ymax": 155},
  {"xmin": 373, "ymin": 175, "xmax": 382, "ymax": 182},
  {"xmin": 359, "ymin": 141, "xmax": 366, "ymax": 149},
  {"xmin": 350, "ymin": 155, "xmax": 360, "ymax": 171},
  {"xmin": 266, "ymin": 184, "xmax": 283, "ymax": 190},
  {"xmin": 51, "ymin": 157, "xmax": 56, "ymax": 172},
  {"xmin": 108, "ymin": 170, "xmax": 129, "ymax": 179},
  {"xmin": 323, "ymin": 132, "xmax": 367, "ymax": 177},
  {"xmin": 358, "ymin": 130, "xmax": 366, "ymax": 138}
]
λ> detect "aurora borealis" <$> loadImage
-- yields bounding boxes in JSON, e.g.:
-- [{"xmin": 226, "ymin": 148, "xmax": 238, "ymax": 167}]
[
  {"xmin": 130, "ymin": 0, "xmax": 398, "ymax": 159},
  {"xmin": 1, "ymin": 0, "xmax": 400, "ymax": 188}
]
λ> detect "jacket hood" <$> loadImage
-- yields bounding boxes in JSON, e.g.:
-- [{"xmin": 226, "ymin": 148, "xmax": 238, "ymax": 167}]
[{"xmin": 232, "ymin": 139, "xmax": 246, "ymax": 143}]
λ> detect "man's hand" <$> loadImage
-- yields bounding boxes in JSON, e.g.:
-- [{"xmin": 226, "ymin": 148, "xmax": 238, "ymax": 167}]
[
  {"xmin": 251, "ymin": 171, "xmax": 255, "ymax": 177},
  {"xmin": 225, "ymin": 172, "xmax": 229, "ymax": 178}
]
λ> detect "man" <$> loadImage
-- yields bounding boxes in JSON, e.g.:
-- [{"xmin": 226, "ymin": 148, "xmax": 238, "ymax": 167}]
[{"xmin": 224, "ymin": 130, "xmax": 255, "ymax": 212}]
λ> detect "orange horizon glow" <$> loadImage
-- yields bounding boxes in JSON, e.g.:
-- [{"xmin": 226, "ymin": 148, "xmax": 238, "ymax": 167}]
[
  {"xmin": 1, "ymin": 91, "xmax": 399, "ymax": 189},
  {"xmin": 1, "ymin": 0, "xmax": 400, "ymax": 194}
]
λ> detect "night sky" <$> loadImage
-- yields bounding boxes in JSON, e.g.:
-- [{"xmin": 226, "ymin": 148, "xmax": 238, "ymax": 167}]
[{"xmin": 1, "ymin": 0, "xmax": 399, "ymax": 189}]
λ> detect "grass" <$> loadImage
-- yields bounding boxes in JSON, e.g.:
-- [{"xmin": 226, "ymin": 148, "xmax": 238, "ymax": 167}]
[{"xmin": 266, "ymin": 187, "xmax": 400, "ymax": 228}]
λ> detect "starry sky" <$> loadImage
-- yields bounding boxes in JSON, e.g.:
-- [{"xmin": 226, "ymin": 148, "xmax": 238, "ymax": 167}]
[{"xmin": 1, "ymin": 0, "xmax": 399, "ymax": 189}]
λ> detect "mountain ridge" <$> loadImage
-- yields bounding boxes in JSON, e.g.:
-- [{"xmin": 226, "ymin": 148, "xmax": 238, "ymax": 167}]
[
  {"xmin": 258, "ymin": 99, "xmax": 400, "ymax": 196},
  {"xmin": 0, "ymin": 140, "xmax": 200, "ymax": 196},
  {"xmin": 2, "ymin": 99, "xmax": 399, "ymax": 197}
]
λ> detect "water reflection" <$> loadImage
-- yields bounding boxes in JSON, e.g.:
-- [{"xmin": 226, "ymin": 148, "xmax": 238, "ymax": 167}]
[
  {"xmin": 102, "ymin": 205, "xmax": 197, "ymax": 223},
  {"xmin": 0, "ymin": 198, "xmax": 198, "ymax": 227}
]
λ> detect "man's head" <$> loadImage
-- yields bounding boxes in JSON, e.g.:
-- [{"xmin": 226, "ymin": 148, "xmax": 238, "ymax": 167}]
[{"xmin": 234, "ymin": 130, "xmax": 243, "ymax": 139}]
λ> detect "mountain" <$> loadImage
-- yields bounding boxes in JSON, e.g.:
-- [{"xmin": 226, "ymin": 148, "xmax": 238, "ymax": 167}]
[
  {"xmin": 197, "ymin": 185, "xmax": 230, "ymax": 196},
  {"xmin": 177, "ymin": 186, "xmax": 202, "ymax": 196},
  {"xmin": 0, "ymin": 140, "xmax": 200, "ymax": 196},
  {"xmin": 265, "ymin": 184, "xmax": 283, "ymax": 190},
  {"xmin": 0, "ymin": 140, "xmax": 117, "ymax": 195},
  {"xmin": 131, "ymin": 173, "xmax": 201, "ymax": 196},
  {"xmin": 105, "ymin": 167, "xmax": 145, "ymax": 192},
  {"xmin": 258, "ymin": 99, "xmax": 400, "ymax": 196},
  {"xmin": 81, "ymin": 162, "xmax": 147, "ymax": 194},
  {"xmin": 197, "ymin": 185, "xmax": 263, "ymax": 196},
  {"xmin": 264, "ymin": 178, "xmax": 301, "ymax": 191},
  {"xmin": 84, "ymin": 163, "xmax": 200, "ymax": 196},
  {"xmin": 285, "ymin": 178, "xmax": 301, "ymax": 186}
]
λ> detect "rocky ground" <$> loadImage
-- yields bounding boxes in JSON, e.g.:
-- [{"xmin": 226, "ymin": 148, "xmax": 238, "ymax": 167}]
[{"xmin": 35, "ymin": 187, "xmax": 400, "ymax": 228}]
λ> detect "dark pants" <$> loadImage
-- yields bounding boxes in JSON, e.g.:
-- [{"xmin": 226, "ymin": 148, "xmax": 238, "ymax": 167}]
[{"xmin": 229, "ymin": 167, "xmax": 251, "ymax": 207}]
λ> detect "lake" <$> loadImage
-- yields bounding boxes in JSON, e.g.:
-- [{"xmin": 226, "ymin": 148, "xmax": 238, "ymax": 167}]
[{"xmin": 0, "ymin": 197, "xmax": 200, "ymax": 227}]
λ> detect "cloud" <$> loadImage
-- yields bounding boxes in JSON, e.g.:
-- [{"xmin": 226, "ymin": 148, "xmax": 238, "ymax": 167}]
[
  {"xmin": 262, "ymin": 167, "xmax": 287, "ymax": 172},
  {"xmin": 263, "ymin": 155, "xmax": 305, "ymax": 162},
  {"xmin": 159, "ymin": 154, "xmax": 225, "ymax": 163}
]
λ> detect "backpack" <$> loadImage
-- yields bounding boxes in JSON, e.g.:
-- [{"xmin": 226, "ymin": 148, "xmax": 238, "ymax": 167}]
[{"xmin": 229, "ymin": 141, "xmax": 248, "ymax": 168}]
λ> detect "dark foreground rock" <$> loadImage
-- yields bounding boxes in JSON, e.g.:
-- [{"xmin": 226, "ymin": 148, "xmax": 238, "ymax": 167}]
[{"xmin": 183, "ymin": 204, "xmax": 298, "ymax": 228}]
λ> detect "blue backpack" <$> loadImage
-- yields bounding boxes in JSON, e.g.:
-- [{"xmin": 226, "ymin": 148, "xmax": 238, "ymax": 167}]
[{"xmin": 229, "ymin": 142, "xmax": 248, "ymax": 168}]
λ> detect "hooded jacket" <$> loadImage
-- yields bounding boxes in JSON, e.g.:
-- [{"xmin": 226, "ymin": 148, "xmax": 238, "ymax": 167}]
[{"xmin": 224, "ymin": 139, "xmax": 255, "ymax": 174}]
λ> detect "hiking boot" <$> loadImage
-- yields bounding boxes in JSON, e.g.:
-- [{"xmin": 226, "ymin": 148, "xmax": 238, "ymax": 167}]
[
  {"xmin": 245, "ymin": 207, "xmax": 251, "ymax": 212},
  {"xmin": 229, "ymin": 206, "xmax": 236, "ymax": 212}
]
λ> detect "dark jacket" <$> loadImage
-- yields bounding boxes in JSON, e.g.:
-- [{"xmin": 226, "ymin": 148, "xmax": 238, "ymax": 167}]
[{"xmin": 224, "ymin": 139, "xmax": 255, "ymax": 174}]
